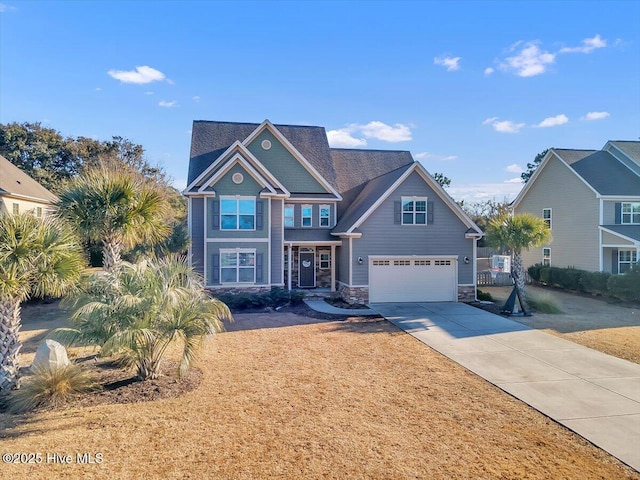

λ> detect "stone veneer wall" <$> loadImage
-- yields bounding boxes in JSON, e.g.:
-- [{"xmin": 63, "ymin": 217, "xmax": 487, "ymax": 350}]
[
  {"xmin": 458, "ymin": 285, "xmax": 476, "ymax": 302},
  {"xmin": 338, "ymin": 283, "xmax": 369, "ymax": 305},
  {"xmin": 207, "ymin": 286, "xmax": 272, "ymax": 297}
]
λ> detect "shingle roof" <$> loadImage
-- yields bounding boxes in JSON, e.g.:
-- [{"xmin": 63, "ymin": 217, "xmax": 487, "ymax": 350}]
[
  {"xmin": 552, "ymin": 148, "xmax": 597, "ymax": 165},
  {"xmin": 610, "ymin": 141, "xmax": 640, "ymax": 164},
  {"xmin": 570, "ymin": 150, "xmax": 640, "ymax": 196},
  {"xmin": 284, "ymin": 229, "xmax": 341, "ymax": 243},
  {"xmin": 601, "ymin": 225, "xmax": 640, "ymax": 242},
  {"xmin": 0, "ymin": 155, "xmax": 58, "ymax": 202}
]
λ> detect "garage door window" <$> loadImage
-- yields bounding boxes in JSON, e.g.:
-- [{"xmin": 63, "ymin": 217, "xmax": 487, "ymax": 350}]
[{"xmin": 402, "ymin": 197, "xmax": 427, "ymax": 225}]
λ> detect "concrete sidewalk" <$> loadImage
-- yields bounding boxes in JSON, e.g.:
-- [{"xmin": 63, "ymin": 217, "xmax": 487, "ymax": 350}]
[
  {"xmin": 370, "ymin": 302, "xmax": 640, "ymax": 472},
  {"xmin": 303, "ymin": 299, "xmax": 378, "ymax": 316}
]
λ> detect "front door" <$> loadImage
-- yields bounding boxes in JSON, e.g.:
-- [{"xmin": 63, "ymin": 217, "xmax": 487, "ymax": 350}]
[{"xmin": 299, "ymin": 251, "xmax": 316, "ymax": 287}]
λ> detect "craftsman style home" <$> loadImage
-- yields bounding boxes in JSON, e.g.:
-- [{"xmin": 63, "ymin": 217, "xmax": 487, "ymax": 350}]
[
  {"xmin": 0, "ymin": 154, "xmax": 57, "ymax": 218},
  {"xmin": 513, "ymin": 141, "xmax": 640, "ymax": 274},
  {"xmin": 185, "ymin": 120, "xmax": 483, "ymax": 304}
]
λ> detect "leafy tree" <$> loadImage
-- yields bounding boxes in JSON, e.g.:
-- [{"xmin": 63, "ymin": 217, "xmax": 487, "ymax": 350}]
[
  {"xmin": 485, "ymin": 213, "xmax": 551, "ymax": 310},
  {"xmin": 0, "ymin": 213, "xmax": 84, "ymax": 392},
  {"xmin": 433, "ymin": 172, "xmax": 451, "ymax": 189},
  {"xmin": 55, "ymin": 257, "xmax": 231, "ymax": 380},
  {"xmin": 55, "ymin": 167, "xmax": 171, "ymax": 272},
  {"xmin": 462, "ymin": 199, "xmax": 511, "ymax": 246},
  {"xmin": 521, "ymin": 149, "xmax": 549, "ymax": 183}
]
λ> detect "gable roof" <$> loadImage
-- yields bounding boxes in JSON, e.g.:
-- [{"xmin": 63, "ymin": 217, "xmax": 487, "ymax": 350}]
[
  {"xmin": 609, "ymin": 141, "xmax": 640, "ymax": 164},
  {"xmin": 0, "ymin": 155, "xmax": 58, "ymax": 203}
]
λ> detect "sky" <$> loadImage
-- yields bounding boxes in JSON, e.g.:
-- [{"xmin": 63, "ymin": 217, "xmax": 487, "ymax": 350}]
[{"xmin": 1, "ymin": 0, "xmax": 639, "ymax": 204}]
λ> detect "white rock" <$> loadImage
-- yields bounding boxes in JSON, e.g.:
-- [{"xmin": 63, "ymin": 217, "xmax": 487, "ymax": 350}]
[{"xmin": 31, "ymin": 339, "xmax": 70, "ymax": 371}]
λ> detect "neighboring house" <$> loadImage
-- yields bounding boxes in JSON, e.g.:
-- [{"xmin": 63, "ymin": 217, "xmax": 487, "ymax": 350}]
[
  {"xmin": 185, "ymin": 119, "xmax": 483, "ymax": 304},
  {"xmin": 513, "ymin": 141, "xmax": 640, "ymax": 274},
  {"xmin": 0, "ymin": 154, "xmax": 58, "ymax": 218}
]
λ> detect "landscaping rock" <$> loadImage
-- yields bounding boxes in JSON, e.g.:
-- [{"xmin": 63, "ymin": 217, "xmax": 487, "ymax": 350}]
[{"xmin": 31, "ymin": 339, "xmax": 70, "ymax": 371}]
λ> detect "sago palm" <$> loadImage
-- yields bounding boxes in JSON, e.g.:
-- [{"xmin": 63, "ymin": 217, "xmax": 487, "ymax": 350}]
[
  {"xmin": 485, "ymin": 213, "xmax": 551, "ymax": 311},
  {"xmin": 55, "ymin": 167, "xmax": 170, "ymax": 272},
  {"xmin": 0, "ymin": 213, "xmax": 84, "ymax": 392},
  {"xmin": 54, "ymin": 256, "xmax": 231, "ymax": 380}
]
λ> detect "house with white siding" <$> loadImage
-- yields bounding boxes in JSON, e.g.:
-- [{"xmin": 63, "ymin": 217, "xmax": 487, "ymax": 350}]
[{"xmin": 512, "ymin": 141, "xmax": 640, "ymax": 274}]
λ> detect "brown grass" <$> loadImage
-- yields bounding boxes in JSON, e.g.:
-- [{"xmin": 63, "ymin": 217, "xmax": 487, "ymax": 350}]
[{"xmin": 0, "ymin": 305, "xmax": 638, "ymax": 479}]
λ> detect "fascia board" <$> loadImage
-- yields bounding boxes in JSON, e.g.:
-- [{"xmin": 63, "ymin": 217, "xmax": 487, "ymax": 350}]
[
  {"xmin": 197, "ymin": 154, "xmax": 276, "ymax": 194},
  {"xmin": 186, "ymin": 141, "xmax": 243, "ymax": 191}
]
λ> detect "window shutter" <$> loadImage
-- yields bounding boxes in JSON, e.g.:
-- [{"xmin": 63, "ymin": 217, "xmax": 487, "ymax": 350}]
[
  {"xmin": 611, "ymin": 249, "xmax": 618, "ymax": 274},
  {"xmin": 212, "ymin": 200, "xmax": 220, "ymax": 230},
  {"xmin": 256, "ymin": 253, "xmax": 263, "ymax": 283},
  {"xmin": 427, "ymin": 201, "xmax": 434, "ymax": 224},
  {"xmin": 394, "ymin": 201, "xmax": 401, "ymax": 224},
  {"xmin": 614, "ymin": 203, "xmax": 621, "ymax": 224},
  {"xmin": 211, "ymin": 254, "xmax": 220, "ymax": 284},
  {"xmin": 256, "ymin": 200, "xmax": 264, "ymax": 230}
]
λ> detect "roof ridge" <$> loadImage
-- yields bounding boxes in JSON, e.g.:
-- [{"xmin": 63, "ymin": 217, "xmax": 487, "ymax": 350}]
[
  {"xmin": 193, "ymin": 119, "xmax": 324, "ymax": 129},
  {"xmin": 330, "ymin": 147, "xmax": 412, "ymax": 154}
]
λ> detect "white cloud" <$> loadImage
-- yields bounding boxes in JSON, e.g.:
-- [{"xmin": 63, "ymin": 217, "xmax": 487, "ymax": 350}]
[
  {"xmin": 482, "ymin": 117, "xmax": 499, "ymax": 125},
  {"xmin": 559, "ymin": 34, "xmax": 607, "ymax": 54},
  {"xmin": 415, "ymin": 152, "xmax": 458, "ymax": 161},
  {"xmin": 583, "ymin": 111, "xmax": 610, "ymax": 121},
  {"xmin": 158, "ymin": 100, "xmax": 177, "ymax": 108},
  {"xmin": 95, "ymin": 87, "xmax": 102, "ymax": 92},
  {"xmin": 108, "ymin": 66, "xmax": 167, "ymax": 84},
  {"xmin": 0, "ymin": 3, "xmax": 17, "ymax": 12},
  {"xmin": 484, "ymin": 118, "xmax": 525, "ymax": 133},
  {"xmin": 506, "ymin": 164, "xmax": 524, "ymax": 174},
  {"xmin": 535, "ymin": 114, "xmax": 568, "ymax": 128},
  {"xmin": 327, "ymin": 129, "xmax": 367, "ymax": 148},
  {"xmin": 172, "ymin": 178, "xmax": 187, "ymax": 191},
  {"xmin": 500, "ymin": 41, "xmax": 556, "ymax": 77},
  {"xmin": 448, "ymin": 182, "xmax": 524, "ymax": 204},
  {"xmin": 434, "ymin": 56, "xmax": 461, "ymax": 71},
  {"xmin": 192, "ymin": 96, "xmax": 200, "ymax": 102},
  {"xmin": 359, "ymin": 121, "xmax": 412, "ymax": 142},
  {"xmin": 504, "ymin": 177, "xmax": 523, "ymax": 183},
  {"xmin": 484, "ymin": 67, "xmax": 494, "ymax": 76},
  {"xmin": 145, "ymin": 91, "xmax": 154, "ymax": 95}
]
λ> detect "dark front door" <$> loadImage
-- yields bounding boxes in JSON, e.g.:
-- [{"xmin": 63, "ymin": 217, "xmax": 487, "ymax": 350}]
[{"xmin": 299, "ymin": 251, "xmax": 315, "ymax": 287}]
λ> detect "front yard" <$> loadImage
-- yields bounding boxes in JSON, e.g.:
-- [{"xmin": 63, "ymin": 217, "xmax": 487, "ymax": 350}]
[{"xmin": 0, "ymin": 302, "xmax": 638, "ymax": 479}]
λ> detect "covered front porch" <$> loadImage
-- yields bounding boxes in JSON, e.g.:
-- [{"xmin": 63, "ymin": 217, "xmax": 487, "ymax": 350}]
[
  {"xmin": 284, "ymin": 231, "xmax": 341, "ymax": 291},
  {"xmin": 600, "ymin": 225, "xmax": 640, "ymax": 273}
]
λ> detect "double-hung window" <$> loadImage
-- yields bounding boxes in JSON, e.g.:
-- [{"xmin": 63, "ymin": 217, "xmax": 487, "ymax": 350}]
[
  {"xmin": 302, "ymin": 205, "xmax": 312, "ymax": 227},
  {"xmin": 319, "ymin": 205, "xmax": 330, "ymax": 227},
  {"xmin": 220, "ymin": 197, "xmax": 255, "ymax": 230},
  {"xmin": 220, "ymin": 250, "xmax": 255, "ymax": 283},
  {"xmin": 621, "ymin": 203, "xmax": 640, "ymax": 224},
  {"xmin": 618, "ymin": 250, "xmax": 637, "ymax": 274},
  {"xmin": 542, "ymin": 208, "xmax": 552, "ymax": 229},
  {"xmin": 543, "ymin": 247, "xmax": 551, "ymax": 266},
  {"xmin": 319, "ymin": 251, "xmax": 330, "ymax": 269},
  {"xmin": 284, "ymin": 204, "xmax": 295, "ymax": 228},
  {"xmin": 402, "ymin": 197, "xmax": 427, "ymax": 225},
  {"xmin": 12, "ymin": 203, "xmax": 19, "ymax": 215}
]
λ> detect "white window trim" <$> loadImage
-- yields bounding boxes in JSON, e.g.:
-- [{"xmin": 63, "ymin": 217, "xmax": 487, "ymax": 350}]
[
  {"xmin": 621, "ymin": 202, "xmax": 640, "ymax": 225},
  {"xmin": 319, "ymin": 250, "xmax": 330, "ymax": 270},
  {"xmin": 319, "ymin": 204, "xmax": 331, "ymax": 227},
  {"xmin": 220, "ymin": 195, "xmax": 256, "ymax": 231},
  {"xmin": 542, "ymin": 247, "xmax": 551, "ymax": 266},
  {"xmin": 284, "ymin": 204, "xmax": 295, "ymax": 228},
  {"xmin": 301, "ymin": 204, "xmax": 313, "ymax": 228},
  {"xmin": 401, "ymin": 196, "xmax": 428, "ymax": 225},
  {"xmin": 543, "ymin": 208, "xmax": 552, "ymax": 229},
  {"xmin": 220, "ymin": 248, "xmax": 256, "ymax": 284},
  {"xmin": 618, "ymin": 249, "xmax": 638, "ymax": 273}
]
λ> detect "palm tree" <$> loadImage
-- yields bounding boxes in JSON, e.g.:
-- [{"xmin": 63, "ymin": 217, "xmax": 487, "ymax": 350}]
[
  {"xmin": 0, "ymin": 213, "xmax": 84, "ymax": 392},
  {"xmin": 485, "ymin": 213, "xmax": 551, "ymax": 311},
  {"xmin": 55, "ymin": 256, "xmax": 231, "ymax": 380},
  {"xmin": 55, "ymin": 167, "xmax": 170, "ymax": 272}
]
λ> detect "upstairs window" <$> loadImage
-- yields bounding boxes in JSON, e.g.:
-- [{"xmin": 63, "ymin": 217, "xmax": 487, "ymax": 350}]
[
  {"xmin": 542, "ymin": 208, "xmax": 552, "ymax": 229},
  {"xmin": 220, "ymin": 197, "xmax": 255, "ymax": 230},
  {"xmin": 302, "ymin": 205, "xmax": 312, "ymax": 227},
  {"xmin": 284, "ymin": 204, "xmax": 294, "ymax": 228},
  {"xmin": 319, "ymin": 205, "xmax": 330, "ymax": 227},
  {"xmin": 621, "ymin": 203, "xmax": 640, "ymax": 224},
  {"xmin": 402, "ymin": 197, "xmax": 427, "ymax": 225}
]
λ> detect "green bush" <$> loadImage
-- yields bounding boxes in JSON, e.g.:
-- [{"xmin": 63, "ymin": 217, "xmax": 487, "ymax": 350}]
[
  {"xmin": 215, "ymin": 288, "xmax": 305, "ymax": 311},
  {"xmin": 527, "ymin": 264, "xmax": 544, "ymax": 283},
  {"xmin": 556, "ymin": 267, "xmax": 584, "ymax": 291},
  {"xmin": 476, "ymin": 290, "xmax": 494, "ymax": 301},
  {"xmin": 539, "ymin": 266, "xmax": 552, "ymax": 285},
  {"xmin": 607, "ymin": 266, "xmax": 640, "ymax": 302},
  {"xmin": 580, "ymin": 271, "xmax": 611, "ymax": 296}
]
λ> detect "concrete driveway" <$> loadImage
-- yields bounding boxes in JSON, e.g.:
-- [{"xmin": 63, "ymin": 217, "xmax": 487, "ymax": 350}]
[{"xmin": 370, "ymin": 302, "xmax": 640, "ymax": 472}]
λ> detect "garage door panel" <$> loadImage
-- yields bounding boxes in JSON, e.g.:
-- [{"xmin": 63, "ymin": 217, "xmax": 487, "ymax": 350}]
[{"xmin": 369, "ymin": 257, "xmax": 457, "ymax": 303}]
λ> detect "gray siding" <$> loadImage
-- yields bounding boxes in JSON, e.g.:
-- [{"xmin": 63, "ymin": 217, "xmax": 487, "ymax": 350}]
[
  {"xmin": 337, "ymin": 238, "xmax": 350, "ymax": 284},
  {"xmin": 213, "ymin": 163, "xmax": 262, "ymax": 195},
  {"xmin": 270, "ymin": 199, "xmax": 283, "ymax": 284},
  {"xmin": 351, "ymin": 172, "xmax": 474, "ymax": 285},
  {"xmin": 190, "ymin": 198, "xmax": 205, "ymax": 276},
  {"xmin": 516, "ymin": 155, "xmax": 600, "ymax": 271}
]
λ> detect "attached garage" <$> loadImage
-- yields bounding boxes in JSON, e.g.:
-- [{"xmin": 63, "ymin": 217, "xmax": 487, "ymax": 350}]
[{"xmin": 368, "ymin": 256, "xmax": 458, "ymax": 303}]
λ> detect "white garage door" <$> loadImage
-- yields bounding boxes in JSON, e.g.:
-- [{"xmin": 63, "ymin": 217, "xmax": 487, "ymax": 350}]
[{"xmin": 369, "ymin": 256, "xmax": 458, "ymax": 303}]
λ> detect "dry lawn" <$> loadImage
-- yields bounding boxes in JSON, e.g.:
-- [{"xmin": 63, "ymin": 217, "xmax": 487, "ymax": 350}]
[{"xmin": 1, "ymin": 303, "xmax": 638, "ymax": 479}]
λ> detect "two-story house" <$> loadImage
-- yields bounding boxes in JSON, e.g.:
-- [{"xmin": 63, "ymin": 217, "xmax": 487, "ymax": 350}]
[
  {"xmin": 513, "ymin": 141, "xmax": 640, "ymax": 274},
  {"xmin": 185, "ymin": 120, "xmax": 483, "ymax": 304},
  {"xmin": 0, "ymin": 154, "xmax": 58, "ymax": 218}
]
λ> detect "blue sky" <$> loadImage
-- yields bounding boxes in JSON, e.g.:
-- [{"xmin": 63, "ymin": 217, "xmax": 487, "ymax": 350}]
[{"xmin": 1, "ymin": 0, "xmax": 639, "ymax": 203}]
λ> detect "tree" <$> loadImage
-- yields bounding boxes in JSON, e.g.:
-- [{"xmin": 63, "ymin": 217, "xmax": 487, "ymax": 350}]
[
  {"xmin": 55, "ymin": 257, "xmax": 231, "ymax": 380},
  {"xmin": 55, "ymin": 167, "xmax": 171, "ymax": 272},
  {"xmin": 521, "ymin": 149, "xmax": 549, "ymax": 183},
  {"xmin": 485, "ymin": 213, "xmax": 551, "ymax": 310},
  {"xmin": 0, "ymin": 213, "xmax": 84, "ymax": 392},
  {"xmin": 433, "ymin": 172, "xmax": 451, "ymax": 189},
  {"xmin": 462, "ymin": 199, "xmax": 511, "ymax": 246}
]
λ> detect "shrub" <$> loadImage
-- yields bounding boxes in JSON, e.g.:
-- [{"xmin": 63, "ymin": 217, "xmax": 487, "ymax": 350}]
[
  {"xmin": 477, "ymin": 290, "xmax": 494, "ymax": 301},
  {"xmin": 580, "ymin": 271, "xmax": 611, "ymax": 296},
  {"xmin": 215, "ymin": 288, "xmax": 305, "ymax": 311},
  {"xmin": 607, "ymin": 266, "xmax": 640, "ymax": 302},
  {"xmin": 539, "ymin": 266, "xmax": 552, "ymax": 285},
  {"xmin": 527, "ymin": 293, "xmax": 563, "ymax": 314},
  {"xmin": 555, "ymin": 267, "xmax": 584, "ymax": 291},
  {"xmin": 8, "ymin": 363, "xmax": 97, "ymax": 413},
  {"xmin": 527, "ymin": 264, "xmax": 544, "ymax": 283}
]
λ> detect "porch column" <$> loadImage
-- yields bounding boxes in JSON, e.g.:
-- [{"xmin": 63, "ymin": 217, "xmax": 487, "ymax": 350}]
[
  {"xmin": 287, "ymin": 243, "xmax": 292, "ymax": 291},
  {"xmin": 330, "ymin": 244, "xmax": 336, "ymax": 292}
]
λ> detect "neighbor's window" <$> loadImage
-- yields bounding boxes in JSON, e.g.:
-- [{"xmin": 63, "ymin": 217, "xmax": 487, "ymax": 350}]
[
  {"xmin": 402, "ymin": 197, "xmax": 427, "ymax": 225},
  {"xmin": 543, "ymin": 248, "xmax": 551, "ymax": 266},
  {"xmin": 543, "ymin": 208, "xmax": 552, "ymax": 229},
  {"xmin": 284, "ymin": 204, "xmax": 294, "ymax": 228},
  {"xmin": 12, "ymin": 203, "xmax": 19, "ymax": 215},
  {"xmin": 621, "ymin": 203, "xmax": 640, "ymax": 224},
  {"xmin": 220, "ymin": 250, "xmax": 255, "ymax": 283},
  {"xmin": 618, "ymin": 250, "xmax": 637, "ymax": 274},
  {"xmin": 302, "ymin": 205, "xmax": 312, "ymax": 227},
  {"xmin": 36, "ymin": 206, "xmax": 43, "ymax": 218},
  {"xmin": 319, "ymin": 205, "xmax": 330, "ymax": 227},
  {"xmin": 319, "ymin": 251, "xmax": 330, "ymax": 269},
  {"xmin": 220, "ymin": 197, "xmax": 255, "ymax": 230}
]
